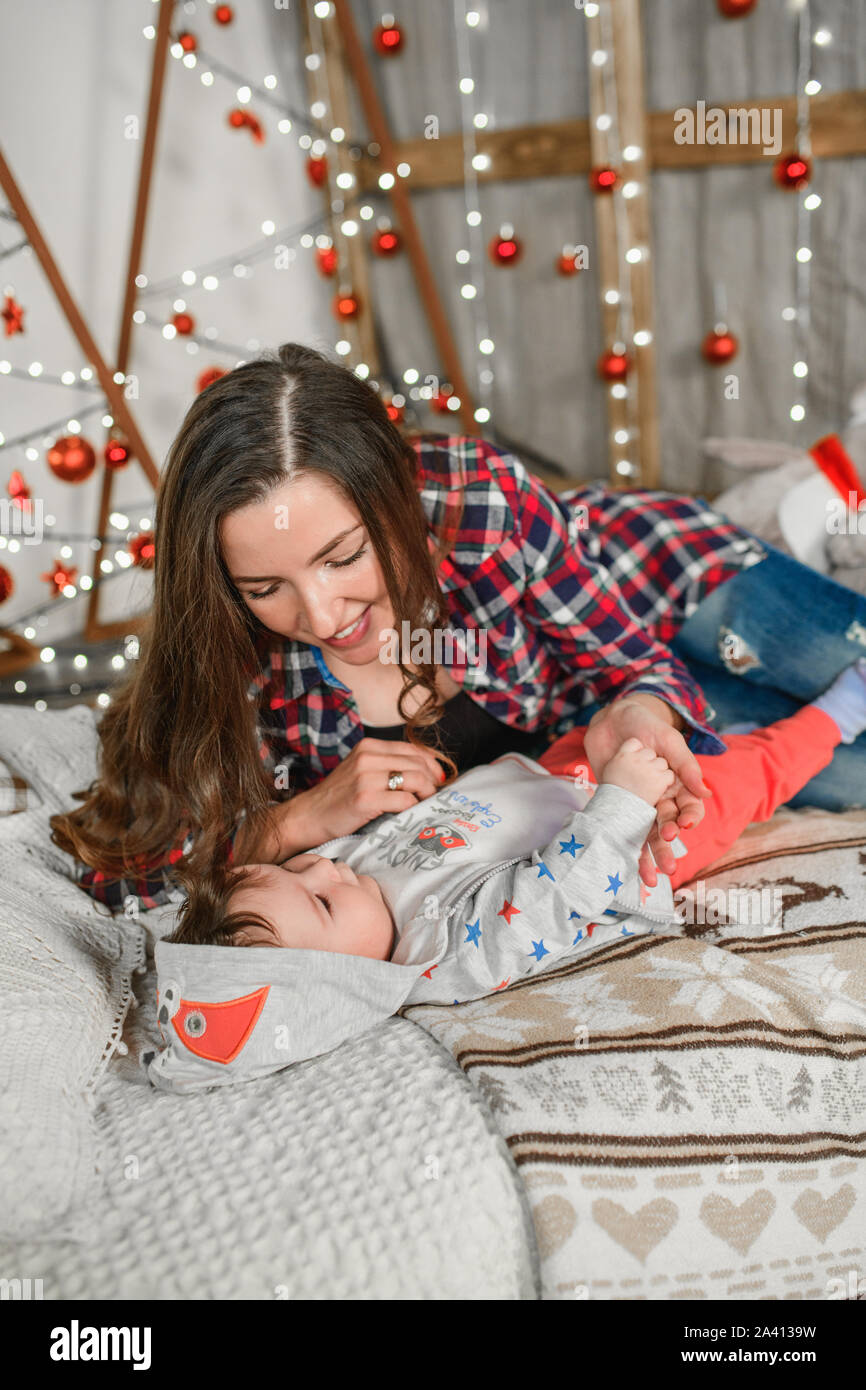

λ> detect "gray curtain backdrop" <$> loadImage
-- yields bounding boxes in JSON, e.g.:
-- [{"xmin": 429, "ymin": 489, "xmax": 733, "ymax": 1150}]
[
  {"xmin": 273, "ymin": 0, "xmax": 866, "ymax": 492},
  {"xmin": 0, "ymin": 0, "xmax": 863, "ymax": 642}
]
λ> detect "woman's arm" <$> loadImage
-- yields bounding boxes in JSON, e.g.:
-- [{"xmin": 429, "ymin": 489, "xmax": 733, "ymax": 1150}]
[
  {"xmin": 497, "ymin": 452, "xmax": 721, "ymax": 749},
  {"xmin": 229, "ymin": 790, "xmax": 320, "ymax": 864},
  {"xmin": 493, "ymin": 455, "xmax": 714, "ymax": 884},
  {"xmin": 229, "ymin": 737, "xmax": 450, "ymax": 865},
  {"xmin": 584, "ymin": 695, "xmax": 712, "ymax": 885},
  {"xmin": 75, "ymin": 839, "xmax": 191, "ymax": 913},
  {"xmin": 607, "ymin": 690, "xmax": 686, "ymax": 732}
]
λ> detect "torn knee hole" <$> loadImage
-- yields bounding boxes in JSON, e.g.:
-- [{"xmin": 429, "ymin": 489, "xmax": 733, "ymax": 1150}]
[{"xmin": 718, "ymin": 627, "xmax": 761, "ymax": 675}]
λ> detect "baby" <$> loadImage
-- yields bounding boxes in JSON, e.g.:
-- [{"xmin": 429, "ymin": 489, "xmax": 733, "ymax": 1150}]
[
  {"xmin": 219, "ymin": 735, "xmax": 674, "ymax": 963},
  {"xmin": 145, "ymin": 658, "xmax": 866, "ymax": 1093}
]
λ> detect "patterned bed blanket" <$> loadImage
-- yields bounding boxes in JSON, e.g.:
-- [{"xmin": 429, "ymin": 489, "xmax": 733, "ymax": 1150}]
[
  {"xmin": 402, "ymin": 805, "xmax": 866, "ymax": 1300},
  {"xmin": 1, "ymin": 704, "xmax": 864, "ymax": 1300},
  {"xmin": 0, "ymin": 706, "xmax": 539, "ymax": 1300}
]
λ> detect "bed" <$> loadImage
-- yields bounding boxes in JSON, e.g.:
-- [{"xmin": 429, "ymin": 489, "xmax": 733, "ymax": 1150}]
[{"xmin": 0, "ymin": 701, "xmax": 863, "ymax": 1300}]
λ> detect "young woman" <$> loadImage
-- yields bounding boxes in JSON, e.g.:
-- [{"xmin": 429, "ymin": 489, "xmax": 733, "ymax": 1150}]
[{"xmin": 49, "ymin": 342, "xmax": 866, "ymax": 912}]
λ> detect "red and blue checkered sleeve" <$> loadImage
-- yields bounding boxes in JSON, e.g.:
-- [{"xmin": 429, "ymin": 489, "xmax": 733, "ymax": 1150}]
[
  {"xmin": 509, "ymin": 462, "xmax": 726, "ymax": 752},
  {"xmin": 73, "ymin": 825, "xmax": 195, "ymax": 913},
  {"xmin": 74, "ymin": 808, "xmax": 254, "ymax": 912}
]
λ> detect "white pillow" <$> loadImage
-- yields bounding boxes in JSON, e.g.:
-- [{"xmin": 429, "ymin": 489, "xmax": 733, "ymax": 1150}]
[{"xmin": 0, "ymin": 703, "xmax": 146, "ymax": 1241}]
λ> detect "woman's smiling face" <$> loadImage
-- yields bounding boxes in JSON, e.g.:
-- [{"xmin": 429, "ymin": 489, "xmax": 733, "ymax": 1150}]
[{"xmin": 221, "ymin": 472, "xmax": 395, "ymax": 664}]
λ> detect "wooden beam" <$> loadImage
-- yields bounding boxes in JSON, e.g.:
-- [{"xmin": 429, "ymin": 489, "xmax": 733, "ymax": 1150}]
[
  {"xmin": 85, "ymin": 0, "xmax": 172, "ymax": 641},
  {"xmin": 648, "ymin": 89, "xmax": 866, "ymax": 169},
  {"xmin": 355, "ymin": 119, "xmax": 591, "ymax": 191},
  {"xmin": 351, "ymin": 89, "xmax": 866, "ymax": 191},
  {"xmin": 83, "ymin": 615, "xmax": 146, "ymax": 642},
  {"xmin": 331, "ymin": 0, "xmax": 476, "ymax": 433},
  {"xmin": 0, "ymin": 627, "xmax": 40, "ymax": 679}
]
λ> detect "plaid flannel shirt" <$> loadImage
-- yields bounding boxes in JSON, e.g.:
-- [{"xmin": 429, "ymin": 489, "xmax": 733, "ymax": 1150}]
[{"xmin": 76, "ymin": 433, "xmax": 766, "ymax": 912}]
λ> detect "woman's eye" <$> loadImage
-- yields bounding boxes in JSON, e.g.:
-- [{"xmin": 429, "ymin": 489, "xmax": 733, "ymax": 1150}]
[
  {"xmin": 245, "ymin": 545, "xmax": 366, "ymax": 597},
  {"xmin": 326, "ymin": 545, "xmax": 367, "ymax": 570}
]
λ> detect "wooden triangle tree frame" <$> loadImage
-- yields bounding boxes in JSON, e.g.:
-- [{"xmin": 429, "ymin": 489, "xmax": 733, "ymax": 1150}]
[
  {"xmin": 2, "ymin": 0, "xmax": 865, "ymax": 657},
  {"xmin": 0, "ymin": 0, "xmax": 172, "ymax": 642}
]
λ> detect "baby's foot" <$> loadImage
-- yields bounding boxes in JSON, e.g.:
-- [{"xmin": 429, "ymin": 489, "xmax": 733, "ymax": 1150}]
[
  {"xmin": 809, "ymin": 657, "xmax": 866, "ymax": 745},
  {"xmin": 601, "ymin": 737, "xmax": 676, "ymax": 806}
]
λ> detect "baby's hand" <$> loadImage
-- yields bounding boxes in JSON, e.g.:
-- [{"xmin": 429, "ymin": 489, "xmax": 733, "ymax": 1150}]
[{"xmin": 600, "ymin": 737, "xmax": 676, "ymax": 807}]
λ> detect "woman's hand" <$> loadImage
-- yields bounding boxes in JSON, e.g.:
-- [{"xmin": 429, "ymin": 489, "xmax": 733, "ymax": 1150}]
[
  {"xmin": 272, "ymin": 737, "xmax": 448, "ymax": 859},
  {"xmin": 583, "ymin": 697, "xmax": 713, "ymax": 886}
]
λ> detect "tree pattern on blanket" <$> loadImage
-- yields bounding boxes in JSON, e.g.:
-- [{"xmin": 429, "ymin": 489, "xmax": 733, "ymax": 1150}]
[{"xmin": 401, "ymin": 812, "xmax": 866, "ymax": 1301}]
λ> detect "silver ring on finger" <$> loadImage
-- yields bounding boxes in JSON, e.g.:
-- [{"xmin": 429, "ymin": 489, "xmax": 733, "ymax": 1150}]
[{"xmin": 387, "ymin": 770, "xmax": 404, "ymax": 791}]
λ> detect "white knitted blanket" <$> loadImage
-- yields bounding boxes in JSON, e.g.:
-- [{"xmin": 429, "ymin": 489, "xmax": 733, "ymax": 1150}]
[
  {"xmin": 0, "ymin": 703, "xmax": 539, "ymax": 1298},
  {"xmin": 0, "ymin": 706, "xmax": 145, "ymax": 1243}
]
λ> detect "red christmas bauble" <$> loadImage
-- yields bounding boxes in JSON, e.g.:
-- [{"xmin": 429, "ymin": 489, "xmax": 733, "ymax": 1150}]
[
  {"xmin": 1, "ymin": 293, "xmax": 25, "ymax": 337},
  {"xmin": 373, "ymin": 21, "xmax": 404, "ymax": 55},
  {"xmin": 41, "ymin": 559, "xmax": 78, "ymax": 596},
  {"xmin": 227, "ymin": 108, "xmax": 264, "ymax": 142},
  {"xmin": 172, "ymin": 312, "xmax": 195, "ymax": 336},
  {"xmin": 245, "ymin": 112, "xmax": 265, "ymax": 144},
  {"xmin": 177, "ymin": 31, "xmax": 197, "ymax": 53},
  {"xmin": 8, "ymin": 469, "xmax": 31, "ymax": 509},
  {"xmin": 717, "ymin": 0, "xmax": 757, "ymax": 16},
  {"xmin": 589, "ymin": 166, "xmax": 619, "ymax": 194},
  {"xmin": 306, "ymin": 155, "xmax": 328, "ymax": 188},
  {"xmin": 333, "ymin": 291, "xmax": 361, "ymax": 320},
  {"xmin": 214, "ymin": 4, "xmax": 233, "ymax": 24},
  {"xmin": 129, "ymin": 532, "xmax": 156, "ymax": 569},
  {"xmin": 0, "ymin": 564, "xmax": 13, "ymax": 604},
  {"xmin": 701, "ymin": 328, "xmax": 739, "ymax": 364},
  {"xmin": 196, "ymin": 367, "xmax": 228, "ymax": 393},
  {"xmin": 489, "ymin": 231, "xmax": 523, "ymax": 266},
  {"xmin": 773, "ymin": 152, "xmax": 811, "ymax": 190},
  {"xmin": 597, "ymin": 349, "xmax": 631, "ymax": 382},
  {"xmin": 430, "ymin": 386, "xmax": 454, "ymax": 414},
  {"xmin": 372, "ymin": 227, "xmax": 402, "ymax": 257},
  {"xmin": 104, "ymin": 439, "xmax": 131, "ymax": 470},
  {"xmin": 47, "ymin": 436, "xmax": 96, "ymax": 484},
  {"xmin": 557, "ymin": 248, "xmax": 583, "ymax": 276},
  {"xmin": 315, "ymin": 244, "xmax": 338, "ymax": 276}
]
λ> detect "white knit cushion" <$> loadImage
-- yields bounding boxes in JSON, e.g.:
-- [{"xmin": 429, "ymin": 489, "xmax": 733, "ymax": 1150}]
[{"xmin": 0, "ymin": 704, "xmax": 146, "ymax": 1241}]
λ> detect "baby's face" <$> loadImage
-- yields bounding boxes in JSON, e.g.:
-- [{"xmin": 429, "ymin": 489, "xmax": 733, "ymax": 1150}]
[{"xmin": 227, "ymin": 853, "xmax": 395, "ymax": 960}]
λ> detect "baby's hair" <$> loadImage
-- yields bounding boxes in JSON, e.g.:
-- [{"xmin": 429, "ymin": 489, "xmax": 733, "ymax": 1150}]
[{"xmin": 167, "ymin": 862, "xmax": 280, "ymax": 948}]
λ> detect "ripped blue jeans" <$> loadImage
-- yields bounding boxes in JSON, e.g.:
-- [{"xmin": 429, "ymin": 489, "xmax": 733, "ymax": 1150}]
[
  {"xmin": 667, "ymin": 536, "xmax": 866, "ymax": 811},
  {"xmin": 577, "ymin": 534, "xmax": 866, "ymax": 811}
]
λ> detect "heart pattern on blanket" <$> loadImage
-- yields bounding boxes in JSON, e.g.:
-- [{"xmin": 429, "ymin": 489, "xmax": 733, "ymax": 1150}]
[
  {"xmin": 793, "ymin": 1185, "xmax": 857, "ymax": 1243},
  {"xmin": 532, "ymin": 1195, "xmax": 577, "ymax": 1259},
  {"xmin": 700, "ymin": 1190, "xmax": 775, "ymax": 1255},
  {"xmin": 592, "ymin": 1197, "xmax": 678, "ymax": 1263}
]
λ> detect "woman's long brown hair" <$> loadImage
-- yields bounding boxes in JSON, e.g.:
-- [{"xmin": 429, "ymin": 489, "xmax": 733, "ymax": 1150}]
[{"xmin": 49, "ymin": 342, "xmax": 464, "ymax": 895}]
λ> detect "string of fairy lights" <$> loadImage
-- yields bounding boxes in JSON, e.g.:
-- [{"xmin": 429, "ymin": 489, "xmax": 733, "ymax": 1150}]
[
  {"xmin": 0, "ymin": 1, "xmax": 445, "ymax": 713},
  {"xmin": 586, "ymin": 0, "xmax": 645, "ymax": 479},
  {"xmin": 0, "ymin": 0, "xmax": 839, "ymax": 708},
  {"xmin": 138, "ymin": 2, "xmax": 425, "ymax": 409},
  {"xmin": 784, "ymin": 0, "xmax": 827, "ymax": 426},
  {"xmin": 306, "ymin": 0, "xmax": 386, "ymax": 393},
  {"xmin": 451, "ymin": 1, "xmax": 494, "ymax": 428}
]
